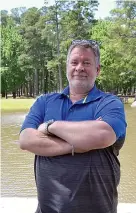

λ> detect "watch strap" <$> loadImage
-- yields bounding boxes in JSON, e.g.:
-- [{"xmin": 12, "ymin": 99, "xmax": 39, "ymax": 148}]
[{"xmin": 46, "ymin": 119, "xmax": 54, "ymax": 135}]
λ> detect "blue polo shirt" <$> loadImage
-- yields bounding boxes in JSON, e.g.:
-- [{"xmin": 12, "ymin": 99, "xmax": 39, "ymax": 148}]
[{"xmin": 21, "ymin": 85, "xmax": 127, "ymax": 213}]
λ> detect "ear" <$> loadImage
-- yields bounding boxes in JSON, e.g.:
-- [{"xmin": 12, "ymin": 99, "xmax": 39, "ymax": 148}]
[{"xmin": 96, "ymin": 65, "xmax": 100, "ymax": 76}]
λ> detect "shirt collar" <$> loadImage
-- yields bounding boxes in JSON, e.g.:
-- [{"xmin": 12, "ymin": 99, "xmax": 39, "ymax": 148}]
[
  {"xmin": 59, "ymin": 84, "xmax": 103, "ymax": 103},
  {"xmin": 86, "ymin": 84, "xmax": 103, "ymax": 103},
  {"xmin": 60, "ymin": 86, "xmax": 70, "ymax": 96}
]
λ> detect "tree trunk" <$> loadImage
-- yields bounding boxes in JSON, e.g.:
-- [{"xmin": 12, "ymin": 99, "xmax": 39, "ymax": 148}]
[
  {"xmin": 18, "ymin": 89, "xmax": 21, "ymax": 97},
  {"xmin": 17, "ymin": 90, "xmax": 19, "ymax": 97},
  {"xmin": 25, "ymin": 84, "xmax": 28, "ymax": 97},
  {"xmin": 29, "ymin": 81, "xmax": 33, "ymax": 97},
  {"xmin": 55, "ymin": 2, "xmax": 62, "ymax": 91},
  {"xmin": 40, "ymin": 69, "xmax": 43, "ymax": 94},
  {"xmin": 2, "ymin": 92, "xmax": 5, "ymax": 98},
  {"xmin": 23, "ymin": 85, "xmax": 25, "ymax": 95},
  {"xmin": 12, "ymin": 91, "xmax": 16, "ymax": 99},
  {"xmin": 12, "ymin": 81, "xmax": 16, "ymax": 98},
  {"xmin": 44, "ymin": 67, "xmax": 48, "ymax": 93},
  {"xmin": 33, "ymin": 72, "xmax": 35, "ymax": 97},
  {"xmin": 21, "ymin": 86, "xmax": 23, "ymax": 96},
  {"xmin": 34, "ymin": 69, "xmax": 39, "ymax": 97}
]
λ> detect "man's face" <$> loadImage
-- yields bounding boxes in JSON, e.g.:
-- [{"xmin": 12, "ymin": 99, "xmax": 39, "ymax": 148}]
[{"xmin": 67, "ymin": 47, "xmax": 100, "ymax": 91}]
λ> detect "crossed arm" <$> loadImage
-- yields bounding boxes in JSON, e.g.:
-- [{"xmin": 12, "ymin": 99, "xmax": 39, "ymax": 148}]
[
  {"xmin": 19, "ymin": 119, "xmax": 116, "ymax": 156},
  {"xmin": 19, "ymin": 128, "xmax": 73, "ymax": 156}
]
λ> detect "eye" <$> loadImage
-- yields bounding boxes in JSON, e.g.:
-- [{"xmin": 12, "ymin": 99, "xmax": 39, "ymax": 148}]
[
  {"xmin": 71, "ymin": 61, "xmax": 77, "ymax": 65},
  {"xmin": 84, "ymin": 61, "xmax": 91, "ymax": 65}
]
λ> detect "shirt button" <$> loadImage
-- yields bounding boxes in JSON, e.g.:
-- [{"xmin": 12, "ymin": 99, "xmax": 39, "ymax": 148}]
[{"xmin": 69, "ymin": 108, "xmax": 73, "ymax": 112}]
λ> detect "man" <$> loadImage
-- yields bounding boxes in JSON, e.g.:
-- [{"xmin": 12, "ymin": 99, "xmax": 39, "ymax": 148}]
[{"xmin": 19, "ymin": 40, "xmax": 127, "ymax": 213}]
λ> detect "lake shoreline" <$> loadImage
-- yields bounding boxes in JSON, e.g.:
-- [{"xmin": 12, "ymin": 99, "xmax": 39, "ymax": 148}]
[
  {"xmin": 1, "ymin": 97, "xmax": 134, "ymax": 112},
  {"xmin": 1, "ymin": 98, "xmax": 35, "ymax": 112}
]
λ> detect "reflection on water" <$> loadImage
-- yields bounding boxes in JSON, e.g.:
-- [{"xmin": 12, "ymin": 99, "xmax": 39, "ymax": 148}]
[
  {"xmin": 1, "ymin": 106, "xmax": 136, "ymax": 202},
  {"xmin": 118, "ymin": 106, "xmax": 136, "ymax": 202},
  {"xmin": 1, "ymin": 112, "xmax": 36, "ymax": 197},
  {"xmin": 1, "ymin": 112, "xmax": 27, "ymax": 125}
]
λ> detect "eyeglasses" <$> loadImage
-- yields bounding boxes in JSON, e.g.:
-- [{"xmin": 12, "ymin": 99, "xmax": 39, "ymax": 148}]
[
  {"xmin": 71, "ymin": 39, "xmax": 99, "ymax": 46},
  {"xmin": 71, "ymin": 39, "xmax": 100, "ymax": 58}
]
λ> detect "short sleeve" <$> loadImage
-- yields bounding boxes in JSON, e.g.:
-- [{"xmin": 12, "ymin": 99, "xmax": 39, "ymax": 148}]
[
  {"xmin": 20, "ymin": 95, "xmax": 46, "ymax": 132},
  {"xmin": 95, "ymin": 96, "xmax": 127, "ymax": 140}
]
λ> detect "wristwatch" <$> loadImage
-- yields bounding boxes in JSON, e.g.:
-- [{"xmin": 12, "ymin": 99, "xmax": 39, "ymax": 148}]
[
  {"xmin": 45, "ymin": 119, "xmax": 54, "ymax": 135},
  {"xmin": 45, "ymin": 119, "xmax": 74, "ymax": 156}
]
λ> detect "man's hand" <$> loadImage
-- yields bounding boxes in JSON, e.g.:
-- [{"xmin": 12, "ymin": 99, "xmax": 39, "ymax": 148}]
[{"xmin": 38, "ymin": 123, "xmax": 48, "ymax": 134}]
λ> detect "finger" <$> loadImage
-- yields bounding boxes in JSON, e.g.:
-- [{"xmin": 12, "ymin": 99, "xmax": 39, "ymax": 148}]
[{"xmin": 96, "ymin": 117, "xmax": 102, "ymax": 121}]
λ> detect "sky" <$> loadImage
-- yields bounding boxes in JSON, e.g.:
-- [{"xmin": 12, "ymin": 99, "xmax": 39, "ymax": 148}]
[{"xmin": 0, "ymin": 0, "xmax": 116, "ymax": 19}]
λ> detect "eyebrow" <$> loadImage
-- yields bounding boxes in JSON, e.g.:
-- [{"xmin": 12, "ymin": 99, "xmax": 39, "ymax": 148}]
[{"xmin": 70, "ymin": 58, "xmax": 92, "ymax": 61}]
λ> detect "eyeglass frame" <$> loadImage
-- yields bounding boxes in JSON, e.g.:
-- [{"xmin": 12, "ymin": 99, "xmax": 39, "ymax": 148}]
[{"xmin": 71, "ymin": 39, "xmax": 99, "ymax": 46}]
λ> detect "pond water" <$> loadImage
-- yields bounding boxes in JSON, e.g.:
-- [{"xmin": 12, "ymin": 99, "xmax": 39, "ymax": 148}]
[{"xmin": 1, "ymin": 105, "xmax": 136, "ymax": 202}]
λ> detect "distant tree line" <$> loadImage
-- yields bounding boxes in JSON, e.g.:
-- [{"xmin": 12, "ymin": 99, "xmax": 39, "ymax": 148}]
[{"xmin": 1, "ymin": 0, "xmax": 136, "ymax": 98}]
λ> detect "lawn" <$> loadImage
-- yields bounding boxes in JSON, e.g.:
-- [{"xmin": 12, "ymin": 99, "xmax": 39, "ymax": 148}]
[{"xmin": 1, "ymin": 98, "xmax": 35, "ymax": 112}]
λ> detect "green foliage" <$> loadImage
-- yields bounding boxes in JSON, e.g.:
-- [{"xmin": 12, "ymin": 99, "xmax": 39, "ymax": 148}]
[
  {"xmin": 92, "ymin": 1, "xmax": 136, "ymax": 93},
  {"xmin": 1, "ymin": 0, "xmax": 136, "ymax": 97},
  {"xmin": 1, "ymin": 16, "xmax": 24, "ymax": 94}
]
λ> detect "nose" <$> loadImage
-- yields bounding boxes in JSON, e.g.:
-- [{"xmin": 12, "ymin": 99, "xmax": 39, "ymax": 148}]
[{"xmin": 75, "ymin": 63, "xmax": 84, "ymax": 72}]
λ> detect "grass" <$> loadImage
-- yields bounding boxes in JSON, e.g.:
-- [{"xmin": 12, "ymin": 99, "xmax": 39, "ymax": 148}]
[
  {"xmin": 123, "ymin": 98, "xmax": 135, "ymax": 104},
  {"xmin": 1, "ymin": 98, "xmax": 35, "ymax": 112}
]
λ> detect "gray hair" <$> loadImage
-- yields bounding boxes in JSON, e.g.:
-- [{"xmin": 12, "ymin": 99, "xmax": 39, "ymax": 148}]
[{"xmin": 66, "ymin": 40, "xmax": 100, "ymax": 68}]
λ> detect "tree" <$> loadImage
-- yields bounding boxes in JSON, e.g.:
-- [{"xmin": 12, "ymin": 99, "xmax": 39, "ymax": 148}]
[
  {"xmin": 1, "ymin": 17, "xmax": 24, "ymax": 98},
  {"xmin": 91, "ymin": 1, "xmax": 136, "ymax": 93}
]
